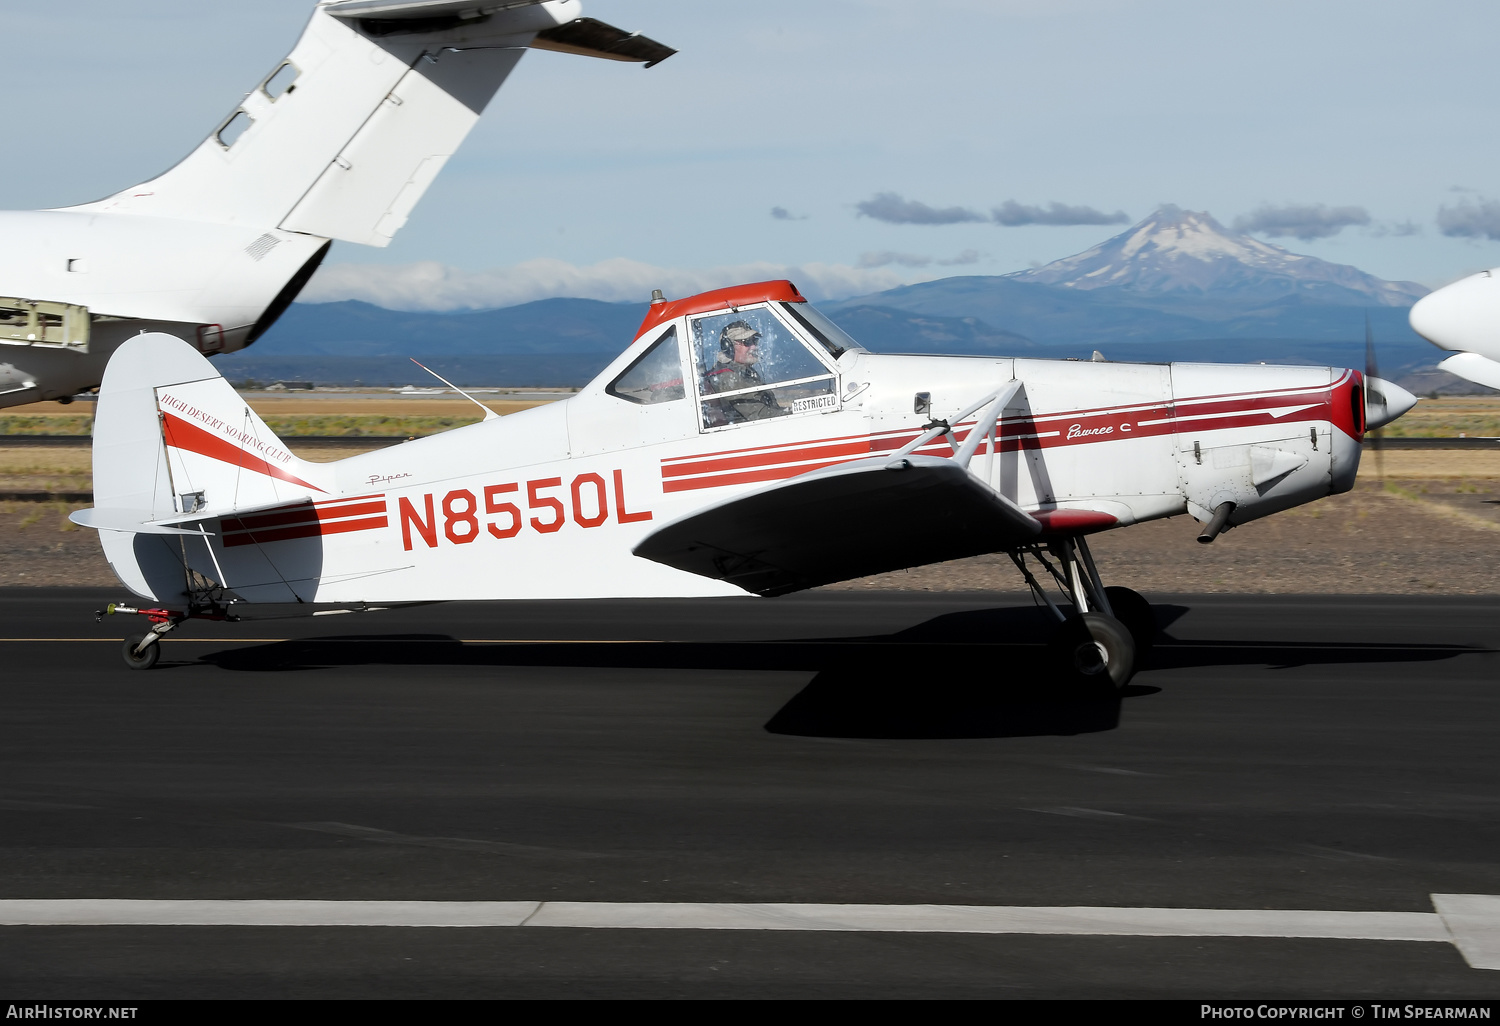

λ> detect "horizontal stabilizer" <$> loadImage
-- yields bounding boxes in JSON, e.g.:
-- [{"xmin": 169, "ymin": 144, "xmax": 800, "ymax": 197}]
[
  {"xmin": 69, "ymin": 508, "xmax": 212, "ymax": 537},
  {"xmin": 152, "ymin": 495, "xmax": 314, "ymax": 528},
  {"xmin": 324, "ymin": 0, "xmax": 547, "ymax": 19},
  {"xmin": 633, "ymin": 455, "xmax": 1042, "ymax": 597},
  {"xmin": 531, "ymin": 18, "xmax": 677, "ymax": 66}
]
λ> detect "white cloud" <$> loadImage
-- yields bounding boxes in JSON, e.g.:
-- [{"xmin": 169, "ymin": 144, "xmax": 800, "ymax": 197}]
[
  {"xmin": 992, "ymin": 201, "xmax": 1129, "ymax": 227},
  {"xmin": 1437, "ymin": 199, "xmax": 1500, "ymax": 241},
  {"xmin": 856, "ymin": 192, "xmax": 987, "ymax": 225},
  {"xmin": 300, "ymin": 257, "xmax": 914, "ymax": 312},
  {"xmin": 1233, "ymin": 203, "xmax": 1370, "ymax": 241}
]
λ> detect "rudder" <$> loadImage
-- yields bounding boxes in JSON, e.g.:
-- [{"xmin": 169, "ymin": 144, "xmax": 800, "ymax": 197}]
[{"xmin": 82, "ymin": 333, "xmax": 332, "ymax": 601}]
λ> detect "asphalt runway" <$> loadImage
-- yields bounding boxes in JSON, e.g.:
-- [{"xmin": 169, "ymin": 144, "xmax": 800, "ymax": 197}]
[{"xmin": 1, "ymin": 587, "xmax": 1499, "ymax": 999}]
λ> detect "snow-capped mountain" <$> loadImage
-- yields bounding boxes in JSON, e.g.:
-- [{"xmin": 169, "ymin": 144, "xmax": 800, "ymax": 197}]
[{"xmin": 1005, "ymin": 205, "xmax": 1427, "ymax": 307}]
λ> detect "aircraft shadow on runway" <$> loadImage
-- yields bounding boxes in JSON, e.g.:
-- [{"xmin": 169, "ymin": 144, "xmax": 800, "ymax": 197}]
[{"xmin": 187, "ymin": 602, "xmax": 1487, "ymax": 741}]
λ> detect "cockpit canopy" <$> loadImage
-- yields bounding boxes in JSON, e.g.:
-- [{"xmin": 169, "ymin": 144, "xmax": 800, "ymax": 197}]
[{"xmin": 608, "ymin": 280, "xmax": 865, "ymax": 431}]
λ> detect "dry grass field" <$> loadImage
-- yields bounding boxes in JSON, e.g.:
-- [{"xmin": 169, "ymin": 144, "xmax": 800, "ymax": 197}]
[
  {"xmin": 1381, "ymin": 394, "xmax": 1500, "ymax": 437},
  {"xmin": 1, "ymin": 445, "xmax": 1497, "ymax": 593},
  {"xmin": 3, "ymin": 390, "xmax": 1500, "ymax": 592},
  {"xmin": 2, "ymin": 391, "xmax": 1495, "ymax": 438},
  {"xmin": 0, "ymin": 395, "xmax": 553, "ymax": 437}
]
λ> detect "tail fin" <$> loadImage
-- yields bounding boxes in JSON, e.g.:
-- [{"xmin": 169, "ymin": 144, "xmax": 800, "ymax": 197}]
[
  {"xmin": 78, "ymin": 333, "xmax": 336, "ymax": 602},
  {"xmin": 89, "ymin": 333, "xmax": 332, "ymax": 527},
  {"xmin": 60, "ymin": 1, "xmax": 669, "ymax": 247}
]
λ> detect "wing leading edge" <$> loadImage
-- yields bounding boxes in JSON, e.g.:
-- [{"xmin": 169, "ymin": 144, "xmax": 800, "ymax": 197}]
[{"xmin": 632, "ymin": 455, "xmax": 1043, "ymax": 597}]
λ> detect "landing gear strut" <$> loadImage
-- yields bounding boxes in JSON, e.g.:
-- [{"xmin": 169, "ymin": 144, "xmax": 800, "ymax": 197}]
[{"xmin": 1010, "ymin": 536, "xmax": 1156, "ymax": 692}]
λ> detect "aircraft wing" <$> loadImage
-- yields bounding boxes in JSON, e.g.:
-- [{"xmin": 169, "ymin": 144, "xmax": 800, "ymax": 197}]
[{"xmin": 632, "ymin": 455, "xmax": 1043, "ymax": 597}]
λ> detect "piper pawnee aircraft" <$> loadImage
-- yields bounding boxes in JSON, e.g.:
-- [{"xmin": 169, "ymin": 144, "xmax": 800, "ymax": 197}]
[
  {"xmin": 0, "ymin": 0, "xmax": 670, "ymax": 407},
  {"xmin": 74, "ymin": 279, "xmax": 1418, "ymax": 685}
]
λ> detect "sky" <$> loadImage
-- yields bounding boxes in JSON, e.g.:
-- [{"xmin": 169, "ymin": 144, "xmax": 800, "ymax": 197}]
[{"xmin": 5, "ymin": 0, "xmax": 1500, "ymax": 310}]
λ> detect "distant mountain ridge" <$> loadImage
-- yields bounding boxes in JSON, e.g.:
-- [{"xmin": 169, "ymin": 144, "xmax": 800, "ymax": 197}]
[
  {"xmin": 237, "ymin": 297, "xmax": 646, "ymax": 357},
  {"xmin": 217, "ymin": 206, "xmax": 1453, "ymax": 387},
  {"xmin": 1005, "ymin": 205, "xmax": 1427, "ymax": 308},
  {"xmin": 825, "ymin": 206, "xmax": 1433, "ymax": 354}
]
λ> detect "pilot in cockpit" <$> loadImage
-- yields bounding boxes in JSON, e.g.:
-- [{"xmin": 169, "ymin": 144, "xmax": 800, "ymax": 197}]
[{"xmin": 701, "ymin": 320, "xmax": 784, "ymax": 422}]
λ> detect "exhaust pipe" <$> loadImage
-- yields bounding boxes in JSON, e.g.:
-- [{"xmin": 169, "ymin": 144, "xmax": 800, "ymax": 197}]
[{"xmin": 1197, "ymin": 501, "xmax": 1235, "ymax": 544}]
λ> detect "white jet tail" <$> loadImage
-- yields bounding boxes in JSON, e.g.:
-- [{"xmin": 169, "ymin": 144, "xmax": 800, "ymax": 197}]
[
  {"xmin": 61, "ymin": 1, "xmax": 674, "ymax": 247},
  {"xmin": 76, "ymin": 333, "xmax": 336, "ymax": 603}
]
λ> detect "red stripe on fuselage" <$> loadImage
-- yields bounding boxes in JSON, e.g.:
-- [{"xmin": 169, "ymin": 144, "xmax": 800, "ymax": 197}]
[
  {"xmin": 660, "ymin": 430, "xmax": 872, "ymax": 467},
  {"xmin": 663, "ymin": 437, "xmax": 871, "ymax": 479},
  {"xmin": 662, "ymin": 379, "xmax": 1346, "ymax": 492},
  {"xmin": 662, "ymin": 458, "xmax": 856, "ymax": 493},
  {"xmin": 223, "ymin": 500, "xmax": 387, "ymax": 533},
  {"xmin": 222, "ymin": 515, "xmax": 388, "ymax": 548}
]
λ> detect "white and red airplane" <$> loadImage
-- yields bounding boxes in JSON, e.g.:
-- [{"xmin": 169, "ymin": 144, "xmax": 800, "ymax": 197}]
[
  {"xmin": 75, "ymin": 279, "xmax": 1417, "ymax": 685},
  {"xmin": 0, "ymin": 0, "xmax": 670, "ymax": 406}
]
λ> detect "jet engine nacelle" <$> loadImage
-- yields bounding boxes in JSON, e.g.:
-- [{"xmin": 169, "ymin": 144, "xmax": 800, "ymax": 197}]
[
  {"xmin": 1410, "ymin": 269, "xmax": 1500, "ymax": 393},
  {"xmin": 1410, "ymin": 270, "xmax": 1500, "ymax": 359}
]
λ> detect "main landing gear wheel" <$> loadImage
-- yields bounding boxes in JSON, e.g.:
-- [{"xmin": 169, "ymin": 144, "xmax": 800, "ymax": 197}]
[
  {"xmin": 1050, "ymin": 612, "xmax": 1135, "ymax": 694},
  {"xmin": 1103, "ymin": 586, "xmax": 1157, "ymax": 661},
  {"xmin": 121, "ymin": 633, "xmax": 160, "ymax": 671}
]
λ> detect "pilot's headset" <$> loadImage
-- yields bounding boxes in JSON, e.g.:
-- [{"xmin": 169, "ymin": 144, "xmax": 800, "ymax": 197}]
[{"xmin": 718, "ymin": 321, "xmax": 761, "ymax": 359}]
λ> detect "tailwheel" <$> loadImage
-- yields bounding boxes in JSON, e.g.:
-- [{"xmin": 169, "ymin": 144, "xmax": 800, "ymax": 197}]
[
  {"xmin": 1050, "ymin": 612, "xmax": 1135, "ymax": 694},
  {"xmin": 1103, "ymin": 586, "xmax": 1157, "ymax": 662},
  {"xmin": 99, "ymin": 603, "xmax": 190, "ymax": 671},
  {"xmin": 121, "ymin": 633, "xmax": 161, "ymax": 671}
]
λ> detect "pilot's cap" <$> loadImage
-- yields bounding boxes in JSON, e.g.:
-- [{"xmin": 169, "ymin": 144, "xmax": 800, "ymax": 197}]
[
  {"xmin": 719, "ymin": 320, "xmax": 762, "ymax": 357},
  {"xmin": 721, "ymin": 322, "xmax": 760, "ymax": 345}
]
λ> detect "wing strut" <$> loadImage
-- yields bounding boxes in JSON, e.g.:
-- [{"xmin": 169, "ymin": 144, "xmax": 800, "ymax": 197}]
[{"xmin": 888, "ymin": 380, "xmax": 1021, "ymax": 468}]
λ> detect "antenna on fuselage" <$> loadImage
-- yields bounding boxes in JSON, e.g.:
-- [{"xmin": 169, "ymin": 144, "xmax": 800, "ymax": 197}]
[{"xmin": 409, "ymin": 358, "xmax": 499, "ymax": 422}]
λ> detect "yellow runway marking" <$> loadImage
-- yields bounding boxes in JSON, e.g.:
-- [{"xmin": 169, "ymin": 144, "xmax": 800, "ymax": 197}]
[{"xmin": 0, "ymin": 637, "xmax": 662, "ymax": 644}]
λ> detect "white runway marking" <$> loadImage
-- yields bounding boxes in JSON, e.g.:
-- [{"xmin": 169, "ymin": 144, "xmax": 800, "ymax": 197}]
[
  {"xmin": 0, "ymin": 900, "xmax": 537, "ymax": 928},
  {"xmin": 1433, "ymin": 894, "xmax": 1500, "ymax": 970},
  {"xmin": 0, "ymin": 896, "xmax": 1493, "ymax": 968},
  {"xmin": 521, "ymin": 902, "xmax": 1448, "ymax": 942}
]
